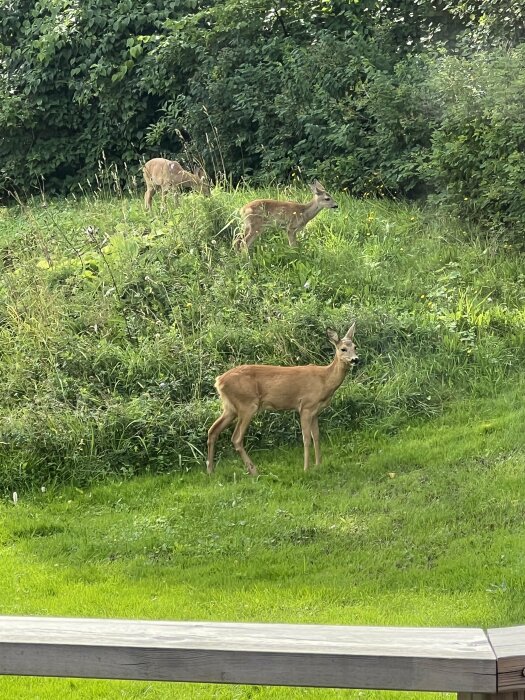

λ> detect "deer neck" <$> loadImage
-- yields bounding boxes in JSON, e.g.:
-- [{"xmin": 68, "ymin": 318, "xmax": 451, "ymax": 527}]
[
  {"xmin": 323, "ymin": 356, "xmax": 349, "ymax": 394},
  {"xmin": 300, "ymin": 197, "xmax": 322, "ymax": 225}
]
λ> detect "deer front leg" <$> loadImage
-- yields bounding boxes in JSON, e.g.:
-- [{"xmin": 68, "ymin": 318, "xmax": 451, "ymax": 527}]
[
  {"xmin": 287, "ymin": 226, "xmax": 299, "ymax": 247},
  {"xmin": 311, "ymin": 414, "xmax": 321, "ymax": 466},
  {"xmin": 300, "ymin": 410, "xmax": 314, "ymax": 471},
  {"xmin": 171, "ymin": 187, "xmax": 181, "ymax": 208},
  {"xmin": 159, "ymin": 186, "xmax": 178, "ymax": 211}
]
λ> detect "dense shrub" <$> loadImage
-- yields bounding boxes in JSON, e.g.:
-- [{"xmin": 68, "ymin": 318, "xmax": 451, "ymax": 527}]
[
  {"xmin": 424, "ymin": 47, "xmax": 525, "ymax": 241},
  {"xmin": 143, "ymin": 6, "xmax": 442, "ymax": 193},
  {"xmin": 0, "ymin": 0, "xmax": 200, "ymax": 195},
  {"xmin": 2, "ymin": 1, "xmax": 525, "ymax": 232}
]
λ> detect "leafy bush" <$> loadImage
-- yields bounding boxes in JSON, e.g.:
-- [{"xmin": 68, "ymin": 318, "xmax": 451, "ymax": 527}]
[
  {"xmin": 0, "ymin": 0, "xmax": 200, "ymax": 196},
  {"xmin": 145, "ymin": 11, "xmax": 437, "ymax": 194},
  {"xmin": 2, "ymin": 0, "xmax": 525, "ymax": 238},
  {"xmin": 424, "ymin": 46, "xmax": 525, "ymax": 242}
]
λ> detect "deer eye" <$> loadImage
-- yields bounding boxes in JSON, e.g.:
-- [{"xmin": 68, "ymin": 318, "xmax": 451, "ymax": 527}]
[{"xmin": 341, "ymin": 348, "xmax": 347, "ymax": 352}]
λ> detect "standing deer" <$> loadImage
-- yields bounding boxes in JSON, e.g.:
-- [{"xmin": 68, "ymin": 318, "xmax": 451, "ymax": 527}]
[
  {"xmin": 143, "ymin": 158, "xmax": 210, "ymax": 210},
  {"xmin": 237, "ymin": 179, "xmax": 338, "ymax": 251},
  {"xmin": 207, "ymin": 324, "xmax": 358, "ymax": 475}
]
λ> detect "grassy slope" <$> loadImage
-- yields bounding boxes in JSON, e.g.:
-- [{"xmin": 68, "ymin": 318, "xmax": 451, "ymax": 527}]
[
  {"xmin": 0, "ymin": 185, "xmax": 523, "ymax": 486},
  {"xmin": 0, "ymin": 186, "xmax": 524, "ymax": 697}
]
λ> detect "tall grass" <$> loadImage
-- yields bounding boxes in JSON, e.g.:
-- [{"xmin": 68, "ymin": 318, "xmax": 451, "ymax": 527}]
[{"xmin": 0, "ymin": 176, "xmax": 523, "ymax": 490}]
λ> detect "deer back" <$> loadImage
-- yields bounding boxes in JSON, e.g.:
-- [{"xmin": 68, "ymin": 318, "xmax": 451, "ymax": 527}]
[
  {"xmin": 217, "ymin": 363, "xmax": 344, "ymax": 413},
  {"xmin": 241, "ymin": 199, "xmax": 309, "ymax": 226},
  {"xmin": 143, "ymin": 158, "xmax": 210, "ymax": 194},
  {"xmin": 241, "ymin": 181, "xmax": 337, "ymax": 230}
]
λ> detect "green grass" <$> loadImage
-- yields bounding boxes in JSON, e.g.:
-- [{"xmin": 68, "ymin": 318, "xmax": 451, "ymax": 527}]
[
  {"xmin": 0, "ymin": 184, "xmax": 524, "ymax": 697},
  {"xmin": 0, "ymin": 183, "xmax": 523, "ymax": 488},
  {"xmin": 0, "ymin": 381, "xmax": 524, "ymax": 698}
]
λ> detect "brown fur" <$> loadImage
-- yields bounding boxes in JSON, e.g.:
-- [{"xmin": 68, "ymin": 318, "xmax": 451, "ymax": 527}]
[
  {"xmin": 143, "ymin": 157, "xmax": 210, "ymax": 210},
  {"xmin": 207, "ymin": 324, "xmax": 358, "ymax": 475},
  {"xmin": 237, "ymin": 179, "xmax": 337, "ymax": 251}
]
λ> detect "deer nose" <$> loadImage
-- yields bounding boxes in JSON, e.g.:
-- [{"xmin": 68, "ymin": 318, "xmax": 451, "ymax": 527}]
[
  {"xmin": 350, "ymin": 357, "xmax": 359, "ymax": 365},
  {"xmin": 332, "ymin": 204, "xmax": 338, "ymax": 209}
]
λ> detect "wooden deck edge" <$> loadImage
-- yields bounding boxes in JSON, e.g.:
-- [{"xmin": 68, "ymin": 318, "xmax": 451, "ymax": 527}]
[
  {"xmin": 0, "ymin": 617, "xmax": 517, "ymax": 693},
  {"xmin": 486, "ymin": 626, "xmax": 525, "ymax": 693}
]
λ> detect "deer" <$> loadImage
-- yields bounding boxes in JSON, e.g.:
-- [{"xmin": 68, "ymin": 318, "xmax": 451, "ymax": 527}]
[
  {"xmin": 207, "ymin": 324, "xmax": 358, "ymax": 476},
  {"xmin": 143, "ymin": 157, "xmax": 210, "ymax": 210},
  {"xmin": 237, "ymin": 179, "xmax": 338, "ymax": 251}
]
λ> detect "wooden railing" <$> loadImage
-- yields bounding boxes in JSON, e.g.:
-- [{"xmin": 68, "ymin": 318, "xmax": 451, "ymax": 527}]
[{"xmin": 0, "ymin": 617, "xmax": 524, "ymax": 698}]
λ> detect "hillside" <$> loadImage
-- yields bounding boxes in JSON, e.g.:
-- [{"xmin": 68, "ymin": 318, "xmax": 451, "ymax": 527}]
[{"xmin": 0, "ymin": 184, "xmax": 523, "ymax": 488}]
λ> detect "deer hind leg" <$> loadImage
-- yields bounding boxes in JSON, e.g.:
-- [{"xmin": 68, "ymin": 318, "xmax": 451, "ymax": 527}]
[
  {"xmin": 241, "ymin": 216, "xmax": 264, "ymax": 250},
  {"xmin": 144, "ymin": 185, "xmax": 155, "ymax": 210},
  {"xmin": 231, "ymin": 405, "xmax": 258, "ymax": 475},
  {"xmin": 300, "ymin": 410, "xmax": 315, "ymax": 471},
  {"xmin": 234, "ymin": 230, "xmax": 249, "ymax": 253},
  {"xmin": 207, "ymin": 408, "xmax": 236, "ymax": 474}
]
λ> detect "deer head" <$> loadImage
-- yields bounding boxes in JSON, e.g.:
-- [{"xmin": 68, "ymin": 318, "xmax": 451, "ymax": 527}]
[
  {"xmin": 310, "ymin": 180, "xmax": 338, "ymax": 210},
  {"xmin": 327, "ymin": 323, "xmax": 359, "ymax": 365}
]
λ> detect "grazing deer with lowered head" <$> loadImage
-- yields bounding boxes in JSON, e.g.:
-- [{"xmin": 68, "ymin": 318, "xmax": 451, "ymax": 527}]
[
  {"xmin": 237, "ymin": 179, "xmax": 337, "ymax": 251},
  {"xmin": 207, "ymin": 324, "xmax": 358, "ymax": 475},
  {"xmin": 143, "ymin": 157, "xmax": 210, "ymax": 210}
]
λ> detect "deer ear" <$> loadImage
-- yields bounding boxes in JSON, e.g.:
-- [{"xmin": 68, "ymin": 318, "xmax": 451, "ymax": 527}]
[
  {"xmin": 310, "ymin": 180, "xmax": 323, "ymax": 194},
  {"xmin": 326, "ymin": 329, "xmax": 339, "ymax": 345},
  {"xmin": 344, "ymin": 322, "xmax": 356, "ymax": 340}
]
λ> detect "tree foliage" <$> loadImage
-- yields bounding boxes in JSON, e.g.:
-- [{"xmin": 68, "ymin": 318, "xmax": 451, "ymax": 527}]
[
  {"xmin": 1, "ymin": 0, "xmax": 525, "ymax": 235},
  {"xmin": 426, "ymin": 46, "xmax": 525, "ymax": 235},
  {"xmin": 0, "ymin": 0, "xmax": 202, "ymax": 194}
]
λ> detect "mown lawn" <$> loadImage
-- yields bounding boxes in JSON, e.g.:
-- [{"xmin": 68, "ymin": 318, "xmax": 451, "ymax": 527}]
[{"xmin": 0, "ymin": 379, "xmax": 523, "ymax": 699}]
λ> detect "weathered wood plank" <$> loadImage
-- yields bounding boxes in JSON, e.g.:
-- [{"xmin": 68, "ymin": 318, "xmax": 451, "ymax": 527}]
[
  {"xmin": 487, "ymin": 626, "xmax": 525, "ymax": 692},
  {"xmin": 0, "ymin": 617, "xmax": 496, "ymax": 692},
  {"xmin": 458, "ymin": 693, "xmax": 525, "ymax": 699}
]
